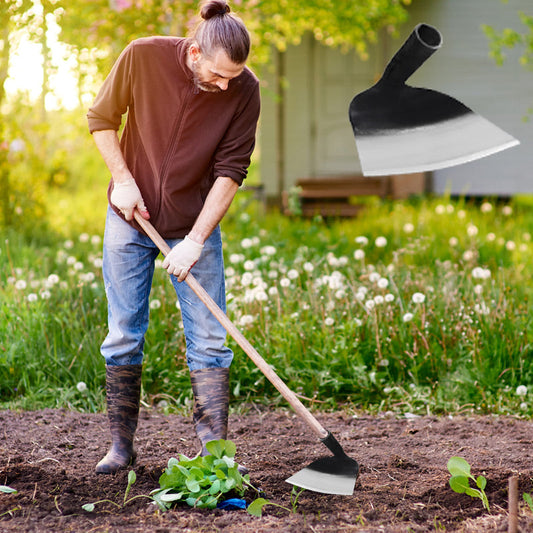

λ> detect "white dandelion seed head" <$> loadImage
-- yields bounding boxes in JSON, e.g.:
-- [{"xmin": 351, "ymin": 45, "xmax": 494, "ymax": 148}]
[
  {"xmin": 402, "ymin": 312, "xmax": 414, "ymax": 322},
  {"xmin": 374, "ymin": 295, "xmax": 384, "ymax": 305},
  {"xmin": 150, "ymin": 299, "xmax": 161, "ymax": 310},
  {"xmin": 355, "ymin": 236, "xmax": 369, "ymax": 246},
  {"xmin": 303, "ymin": 262, "xmax": 314, "ymax": 273},
  {"xmin": 435, "ymin": 205, "xmax": 445, "ymax": 215},
  {"xmin": 377, "ymin": 277, "xmax": 389, "ymax": 289},
  {"xmin": 506, "ymin": 240, "xmax": 516, "ymax": 251},
  {"xmin": 15, "ymin": 280, "xmax": 27, "ymax": 290},
  {"xmin": 365, "ymin": 300, "xmax": 376, "ymax": 311},
  {"xmin": 486, "ymin": 233, "xmax": 496, "ymax": 242},
  {"xmin": 287, "ymin": 269, "xmax": 299, "ymax": 280},
  {"xmin": 354, "ymin": 249, "xmax": 365, "ymax": 260},
  {"xmin": 375, "ymin": 236, "xmax": 387, "ymax": 248},
  {"xmin": 79, "ymin": 233, "xmax": 90, "ymax": 243},
  {"xmin": 516, "ymin": 385, "xmax": 528, "ymax": 397},
  {"xmin": 449, "ymin": 237, "xmax": 459, "ymax": 247},
  {"xmin": 369, "ymin": 272, "xmax": 380, "ymax": 283},
  {"xmin": 27, "ymin": 293, "xmax": 38, "ymax": 302},
  {"xmin": 480, "ymin": 202, "xmax": 493, "ymax": 213},
  {"xmin": 385, "ymin": 293, "xmax": 395, "ymax": 303},
  {"xmin": 324, "ymin": 317, "xmax": 335, "ymax": 326},
  {"xmin": 502, "ymin": 205, "xmax": 513, "ymax": 216},
  {"xmin": 280, "ymin": 278, "xmax": 291, "ymax": 288},
  {"xmin": 403, "ymin": 223, "xmax": 414, "ymax": 233},
  {"xmin": 467, "ymin": 224, "xmax": 478, "ymax": 237},
  {"xmin": 412, "ymin": 292, "xmax": 425, "ymax": 304},
  {"xmin": 76, "ymin": 382, "xmax": 87, "ymax": 393}
]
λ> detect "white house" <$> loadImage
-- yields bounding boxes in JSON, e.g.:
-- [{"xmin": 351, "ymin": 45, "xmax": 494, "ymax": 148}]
[{"xmin": 259, "ymin": 0, "xmax": 532, "ymax": 202}]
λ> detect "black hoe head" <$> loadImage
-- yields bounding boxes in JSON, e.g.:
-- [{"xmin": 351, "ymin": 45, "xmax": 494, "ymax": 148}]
[{"xmin": 285, "ymin": 432, "xmax": 360, "ymax": 495}]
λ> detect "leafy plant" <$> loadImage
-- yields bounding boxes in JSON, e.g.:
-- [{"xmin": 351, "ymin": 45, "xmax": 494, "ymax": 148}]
[
  {"xmin": 447, "ymin": 456, "xmax": 490, "ymax": 513},
  {"xmin": 151, "ymin": 439, "xmax": 255, "ymax": 511},
  {"xmin": 247, "ymin": 486, "xmax": 306, "ymax": 517},
  {"xmin": 82, "ymin": 470, "xmax": 150, "ymax": 512},
  {"xmin": 0, "ymin": 485, "xmax": 17, "ymax": 494}
]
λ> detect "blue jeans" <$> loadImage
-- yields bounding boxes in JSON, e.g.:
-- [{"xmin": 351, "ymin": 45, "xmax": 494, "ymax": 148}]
[{"xmin": 100, "ymin": 208, "xmax": 233, "ymax": 371}]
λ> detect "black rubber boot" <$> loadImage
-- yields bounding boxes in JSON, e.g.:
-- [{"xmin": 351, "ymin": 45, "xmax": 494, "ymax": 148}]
[
  {"xmin": 190, "ymin": 367, "xmax": 230, "ymax": 456},
  {"xmin": 95, "ymin": 364, "xmax": 142, "ymax": 474}
]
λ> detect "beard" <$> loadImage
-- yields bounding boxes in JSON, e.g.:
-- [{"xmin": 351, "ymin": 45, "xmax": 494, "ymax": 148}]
[{"xmin": 191, "ymin": 61, "xmax": 222, "ymax": 93}]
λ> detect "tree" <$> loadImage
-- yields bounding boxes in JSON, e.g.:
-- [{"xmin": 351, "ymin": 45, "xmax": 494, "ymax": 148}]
[
  {"xmin": 54, "ymin": 0, "xmax": 413, "ymax": 80},
  {"xmin": 483, "ymin": 8, "xmax": 533, "ymax": 117},
  {"xmin": 0, "ymin": 0, "xmax": 34, "ymax": 109}
]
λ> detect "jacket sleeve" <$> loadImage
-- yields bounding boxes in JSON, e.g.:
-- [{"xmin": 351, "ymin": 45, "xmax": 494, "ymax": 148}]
[
  {"xmin": 213, "ymin": 77, "xmax": 261, "ymax": 185},
  {"xmin": 87, "ymin": 42, "xmax": 135, "ymax": 133}
]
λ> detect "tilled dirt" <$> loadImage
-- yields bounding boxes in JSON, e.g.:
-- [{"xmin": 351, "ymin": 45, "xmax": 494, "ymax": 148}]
[{"xmin": 1, "ymin": 408, "xmax": 533, "ymax": 532}]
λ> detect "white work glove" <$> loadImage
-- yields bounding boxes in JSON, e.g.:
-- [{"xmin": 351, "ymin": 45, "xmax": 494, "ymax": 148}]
[
  {"xmin": 110, "ymin": 178, "xmax": 148, "ymax": 221},
  {"xmin": 162, "ymin": 236, "xmax": 204, "ymax": 282}
]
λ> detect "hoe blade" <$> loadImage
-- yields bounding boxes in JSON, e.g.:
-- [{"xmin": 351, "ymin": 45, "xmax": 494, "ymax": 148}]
[{"xmin": 285, "ymin": 432, "xmax": 359, "ymax": 496}]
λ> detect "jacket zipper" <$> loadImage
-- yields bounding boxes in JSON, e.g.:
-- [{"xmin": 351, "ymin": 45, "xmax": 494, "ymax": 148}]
[{"xmin": 155, "ymin": 84, "xmax": 194, "ymax": 219}]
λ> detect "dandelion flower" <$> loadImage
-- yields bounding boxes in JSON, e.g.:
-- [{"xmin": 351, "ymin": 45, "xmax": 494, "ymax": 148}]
[
  {"xmin": 354, "ymin": 318, "xmax": 362, "ymax": 326},
  {"xmin": 280, "ymin": 278, "xmax": 290, "ymax": 288},
  {"xmin": 150, "ymin": 299, "xmax": 161, "ymax": 310},
  {"xmin": 241, "ymin": 238, "xmax": 253, "ymax": 249},
  {"xmin": 486, "ymin": 233, "xmax": 496, "ymax": 242},
  {"xmin": 506, "ymin": 240, "xmax": 516, "ymax": 251},
  {"xmin": 449, "ymin": 237, "xmax": 459, "ymax": 247},
  {"xmin": 76, "ymin": 382, "xmax": 87, "ymax": 393},
  {"xmin": 354, "ymin": 249, "xmax": 365, "ymax": 260},
  {"xmin": 377, "ymin": 277, "xmax": 389, "ymax": 289},
  {"xmin": 287, "ymin": 269, "xmax": 299, "ymax": 280},
  {"xmin": 260, "ymin": 245, "xmax": 276, "ymax": 256},
  {"xmin": 303, "ymin": 262, "xmax": 314, "ymax": 273},
  {"xmin": 27, "ymin": 293, "xmax": 38, "ymax": 302},
  {"xmin": 474, "ymin": 284, "xmax": 483, "ymax": 295},
  {"xmin": 40, "ymin": 290, "xmax": 51, "ymax": 300},
  {"xmin": 403, "ymin": 222, "xmax": 414, "ymax": 233},
  {"xmin": 516, "ymin": 385, "xmax": 528, "ymax": 397},
  {"xmin": 324, "ymin": 317, "xmax": 335, "ymax": 326},
  {"xmin": 238, "ymin": 315, "xmax": 254, "ymax": 327},
  {"xmin": 15, "ymin": 280, "xmax": 27, "ymax": 290},
  {"xmin": 64, "ymin": 240, "xmax": 74, "ymax": 249},
  {"xmin": 412, "ymin": 292, "xmax": 425, "ymax": 304},
  {"xmin": 502, "ymin": 205, "xmax": 513, "ymax": 216},
  {"xmin": 375, "ymin": 236, "xmax": 387, "ymax": 248},
  {"xmin": 365, "ymin": 300, "xmax": 375, "ymax": 311},
  {"xmin": 374, "ymin": 295, "xmax": 384, "ymax": 305},
  {"xmin": 369, "ymin": 272, "xmax": 380, "ymax": 283},
  {"xmin": 385, "ymin": 293, "xmax": 395, "ymax": 302},
  {"xmin": 243, "ymin": 260, "xmax": 255, "ymax": 271},
  {"xmin": 91, "ymin": 235, "xmax": 102, "ymax": 245},
  {"xmin": 355, "ymin": 236, "xmax": 368, "ymax": 246},
  {"xmin": 79, "ymin": 233, "xmax": 90, "ymax": 243},
  {"xmin": 402, "ymin": 312, "xmax": 414, "ymax": 322},
  {"xmin": 435, "ymin": 205, "xmax": 445, "ymax": 215},
  {"xmin": 467, "ymin": 224, "xmax": 478, "ymax": 237}
]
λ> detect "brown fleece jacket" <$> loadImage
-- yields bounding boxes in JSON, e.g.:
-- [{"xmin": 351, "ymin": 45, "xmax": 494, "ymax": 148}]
[{"xmin": 87, "ymin": 36, "xmax": 260, "ymax": 238}]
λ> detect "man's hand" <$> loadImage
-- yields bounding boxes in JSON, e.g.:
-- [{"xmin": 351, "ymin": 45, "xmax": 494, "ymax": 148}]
[
  {"xmin": 110, "ymin": 178, "xmax": 149, "ymax": 221},
  {"xmin": 162, "ymin": 236, "xmax": 204, "ymax": 282}
]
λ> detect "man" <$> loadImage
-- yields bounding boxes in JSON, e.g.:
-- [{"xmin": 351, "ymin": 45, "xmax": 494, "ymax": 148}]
[{"xmin": 87, "ymin": 0, "xmax": 260, "ymax": 474}]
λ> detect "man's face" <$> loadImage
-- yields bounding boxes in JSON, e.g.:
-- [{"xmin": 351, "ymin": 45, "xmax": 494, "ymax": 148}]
[{"xmin": 189, "ymin": 46, "xmax": 245, "ymax": 93}]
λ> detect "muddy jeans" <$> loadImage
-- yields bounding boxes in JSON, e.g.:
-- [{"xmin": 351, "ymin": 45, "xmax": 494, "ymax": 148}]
[{"xmin": 100, "ymin": 207, "xmax": 233, "ymax": 371}]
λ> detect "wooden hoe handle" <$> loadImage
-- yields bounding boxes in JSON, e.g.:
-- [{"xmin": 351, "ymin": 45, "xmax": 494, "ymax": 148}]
[{"xmin": 133, "ymin": 210, "xmax": 329, "ymax": 440}]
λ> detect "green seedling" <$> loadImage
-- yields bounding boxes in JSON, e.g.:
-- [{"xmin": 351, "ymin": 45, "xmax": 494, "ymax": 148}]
[
  {"xmin": 523, "ymin": 492, "xmax": 533, "ymax": 513},
  {"xmin": 247, "ymin": 485, "xmax": 305, "ymax": 517},
  {"xmin": 82, "ymin": 470, "xmax": 151, "ymax": 512},
  {"xmin": 447, "ymin": 456, "xmax": 490, "ymax": 513},
  {"xmin": 151, "ymin": 439, "xmax": 259, "ymax": 511},
  {"xmin": 0, "ymin": 486, "xmax": 17, "ymax": 494}
]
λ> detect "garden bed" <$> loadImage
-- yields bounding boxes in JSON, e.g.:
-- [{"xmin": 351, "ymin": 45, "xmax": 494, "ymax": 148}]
[{"xmin": 1, "ymin": 408, "xmax": 533, "ymax": 532}]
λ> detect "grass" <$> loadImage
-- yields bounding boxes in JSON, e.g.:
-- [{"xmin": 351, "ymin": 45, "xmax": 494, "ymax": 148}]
[{"xmin": 1, "ymin": 189, "xmax": 532, "ymax": 417}]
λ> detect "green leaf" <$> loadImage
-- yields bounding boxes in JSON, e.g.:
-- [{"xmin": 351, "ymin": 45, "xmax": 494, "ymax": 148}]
[
  {"xmin": 247, "ymin": 497, "xmax": 270, "ymax": 517},
  {"xmin": 82, "ymin": 503, "xmax": 95, "ymax": 512},
  {"xmin": 209, "ymin": 479, "xmax": 221, "ymax": 495},
  {"xmin": 523, "ymin": 492, "xmax": 533, "ymax": 512},
  {"xmin": 465, "ymin": 487, "xmax": 482, "ymax": 499},
  {"xmin": 476, "ymin": 475, "xmax": 487, "ymax": 490},
  {"xmin": 185, "ymin": 477, "xmax": 200, "ymax": 493},
  {"xmin": 447, "ymin": 457, "xmax": 471, "ymax": 477},
  {"xmin": 449, "ymin": 475, "xmax": 470, "ymax": 494},
  {"xmin": 0, "ymin": 485, "xmax": 17, "ymax": 494},
  {"xmin": 206, "ymin": 439, "xmax": 236, "ymax": 459}
]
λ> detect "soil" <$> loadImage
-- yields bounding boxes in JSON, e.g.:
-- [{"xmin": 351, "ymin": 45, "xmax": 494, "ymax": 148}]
[{"xmin": 1, "ymin": 408, "xmax": 533, "ymax": 532}]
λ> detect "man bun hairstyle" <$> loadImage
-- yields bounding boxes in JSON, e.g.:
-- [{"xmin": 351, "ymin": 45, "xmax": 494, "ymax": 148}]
[{"xmin": 193, "ymin": 0, "xmax": 250, "ymax": 64}]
